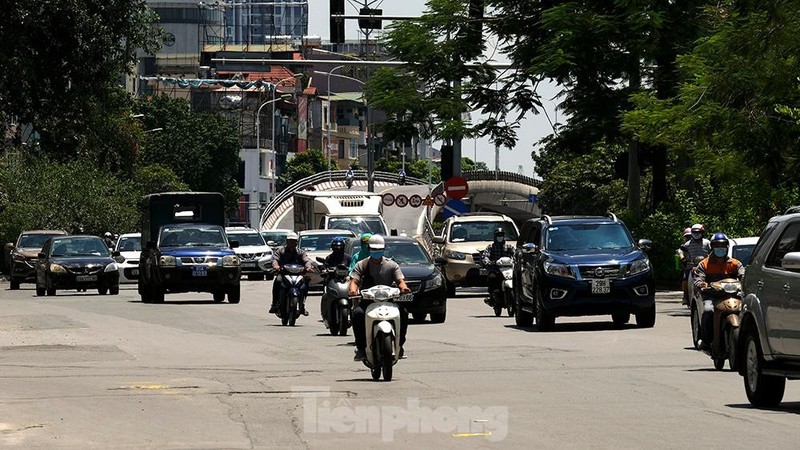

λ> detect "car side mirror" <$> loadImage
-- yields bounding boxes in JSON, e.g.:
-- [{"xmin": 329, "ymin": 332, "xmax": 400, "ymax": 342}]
[
  {"xmin": 638, "ymin": 239, "xmax": 653, "ymax": 252},
  {"xmin": 522, "ymin": 242, "xmax": 537, "ymax": 253},
  {"xmin": 146, "ymin": 241, "xmax": 156, "ymax": 250},
  {"xmin": 434, "ymin": 257, "xmax": 447, "ymax": 266},
  {"xmin": 112, "ymin": 251, "xmax": 120, "ymax": 257},
  {"xmin": 38, "ymin": 252, "xmax": 45, "ymax": 258},
  {"xmin": 229, "ymin": 240, "xmax": 240, "ymax": 248},
  {"xmin": 782, "ymin": 252, "xmax": 800, "ymax": 271},
  {"xmin": 431, "ymin": 236, "xmax": 444, "ymax": 244},
  {"xmin": 267, "ymin": 240, "xmax": 277, "ymax": 247}
]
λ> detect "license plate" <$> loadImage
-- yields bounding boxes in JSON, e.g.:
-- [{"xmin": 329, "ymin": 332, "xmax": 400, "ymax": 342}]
[
  {"xmin": 76, "ymin": 275, "xmax": 97, "ymax": 282},
  {"xmin": 396, "ymin": 293, "xmax": 415, "ymax": 303},
  {"xmin": 192, "ymin": 266, "xmax": 208, "ymax": 277},
  {"xmin": 591, "ymin": 278, "xmax": 610, "ymax": 294},
  {"xmin": 130, "ymin": 269, "xmax": 139, "ymax": 276},
  {"xmin": 242, "ymin": 262, "xmax": 256, "ymax": 268}
]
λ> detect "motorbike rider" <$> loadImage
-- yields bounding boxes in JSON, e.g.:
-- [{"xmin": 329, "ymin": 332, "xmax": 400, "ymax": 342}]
[
  {"xmin": 345, "ymin": 168, "xmax": 354, "ymax": 188},
  {"xmin": 679, "ymin": 224, "xmax": 711, "ymax": 306},
  {"xmin": 348, "ymin": 232, "xmax": 373, "ymax": 272},
  {"xmin": 103, "ymin": 231, "xmax": 115, "ymax": 249},
  {"xmin": 348, "ymin": 235, "xmax": 411, "ymax": 361},
  {"xmin": 676, "ymin": 227, "xmax": 692, "ymax": 304},
  {"xmin": 268, "ymin": 232, "xmax": 314, "ymax": 316},
  {"xmin": 481, "ymin": 228, "xmax": 515, "ymax": 306},
  {"xmin": 324, "ymin": 236, "xmax": 351, "ymax": 268},
  {"xmin": 693, "ymin": 233, "xmax": 745, "ymax": 351}
]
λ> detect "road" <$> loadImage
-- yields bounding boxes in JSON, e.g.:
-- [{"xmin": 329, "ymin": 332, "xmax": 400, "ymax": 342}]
[{"xmin": 1, "ymin": 283, "xmax": 799, "ymax": 449}]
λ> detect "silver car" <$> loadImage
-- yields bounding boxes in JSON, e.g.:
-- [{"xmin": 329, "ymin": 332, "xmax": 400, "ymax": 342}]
[{"xmin": 298, "ymin": 229, "xmax": 355, "ymax": 288}]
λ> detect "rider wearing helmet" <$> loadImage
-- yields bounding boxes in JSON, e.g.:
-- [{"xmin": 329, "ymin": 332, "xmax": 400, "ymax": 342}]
[
  {"xmin": 324, "ymin": 236, "xmax": 351, "ymax": 268},
  {"xmin": 103, "ymin": 231, "xmax": 115, "ymax": 249},
  {"xmin": 348, "ymin": 232, "xmax": 373, "ymax": 272},
  {"xmin": 679, "ymin": 224, "xmax": 711, "ymax": 306},
  {"xmin": 480, "ymin": 228, "xmax": 515, "ymax": 307},
  {"xmin": 693, "ymin": 233, "xmax": 745, "ymax": 350},
  {"xmin": 348, "ymin": 235, "xmax": 411, "ymax": 361},
  {"xmin": 676, "ymin": 227, "xmax": 693, "ymax": 304},
  {"xmin": 269, "ymin": 232, "xmax": 314, "ymax": 315}
]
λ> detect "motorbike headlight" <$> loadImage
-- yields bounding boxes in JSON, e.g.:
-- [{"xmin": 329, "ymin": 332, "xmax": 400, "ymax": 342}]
[
  {"xmin": 49, "ymin": 263, "xmax": 67, "ymax": 274},
  {"xmin": 159, "ymin": 255, "xmax": 177, "ymax": 267},
  {"xmin": 543, "ymin": 261, "xmax": 574, "ymax": 279},
  {"xmin": 628, "ymin": 258, "xmax": 651, "ymax": 276},
  {"xmin": 424, "ymin": 273, "xmax": 443, "ymax": 290},
  {"xmin": 104, "ymin": 262, "xmax": 119, "ymax": 272},
  {"xmin": 444, "ymin": 250, "xmax": 466, "ymax": 260},
  {"xmin": 222, "ymin": 255, "xmax": 240, "ymax": 267}
]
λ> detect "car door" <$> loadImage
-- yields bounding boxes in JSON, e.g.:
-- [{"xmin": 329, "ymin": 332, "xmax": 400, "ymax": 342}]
[
  {"xmin": 759, "ymin": 220, "xmax": 800, "ymax": 355},
  {"xmin": 777, "ymin": 220, "xmax": 800, "ymax": 355}
]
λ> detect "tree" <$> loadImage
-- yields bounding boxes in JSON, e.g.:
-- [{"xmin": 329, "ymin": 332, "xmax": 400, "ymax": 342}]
[
  {"xmin": 279, "ymin": 150, "xmax": 337, "ymax": 189},
  {"xmin": 133, "ymin": 95, "xmax": 242, "ymax": 210}
]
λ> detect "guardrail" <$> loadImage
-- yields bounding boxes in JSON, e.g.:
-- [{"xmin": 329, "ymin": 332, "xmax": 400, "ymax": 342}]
[{"xmin": 462, "ymin": 170, "xmax": 541, "ymax": 187}]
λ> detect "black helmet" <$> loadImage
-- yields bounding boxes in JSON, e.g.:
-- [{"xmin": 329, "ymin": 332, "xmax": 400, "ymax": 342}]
[
  {"xmin": 494, "ymin": 228, "xmax": 505, "ymax": 238},
  {"xmin": 331, "ymin": 237, "xmax": 345, "ymax": 251}
]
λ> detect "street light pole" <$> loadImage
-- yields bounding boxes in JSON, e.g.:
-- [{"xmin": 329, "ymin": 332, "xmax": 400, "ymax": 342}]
[
  {"xmin": 267, "ymin": 73, "xmax": 302, "ymax": 204},
  {"xmin": 327, "ymin": 65, "xmax": 345, "ymax": 182}
]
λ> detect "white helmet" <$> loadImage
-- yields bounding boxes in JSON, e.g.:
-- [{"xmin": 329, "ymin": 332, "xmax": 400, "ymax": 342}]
[
  {"xmin": 286, "ymin": 232, "xmax": 299, "ymax": 241},
  {"xmin": 368, "ymin": 234, "xmax": 385, "ymax": 250}
]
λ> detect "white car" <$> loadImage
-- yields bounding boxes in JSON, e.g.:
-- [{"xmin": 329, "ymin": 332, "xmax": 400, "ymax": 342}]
[
  {"xmin": 225, "ymin": 227, "xmax": 274, "ymax": 280},
  {"xmin": 729, "ymin": 236, "xmax": 759, "ymax": 266},
  {"xmin": 114, "ymin": 233, "xmax": 141, "ymax": 284}
]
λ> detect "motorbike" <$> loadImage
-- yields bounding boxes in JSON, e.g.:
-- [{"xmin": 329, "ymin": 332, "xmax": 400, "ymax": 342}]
[
  {"xmin": 691, "ymin": 278, "xmax": 743, "ymax": 370},
  {"xmin": 479, "ymin": 255, "xmax": 515, "ymax": 317},
  {"xmin": 316, "ymin": 256, "xmax": 352, "ymax": 336},
  {"xmin": 356, "ymin": 285, "xmax": 414, "ymax": 382},
  {"xmin": 275, "ymin": 263, "xmax": 310, "ymax": 326},
  {"xmin": 345, "ymin": 171, "xmax": 354, "ymax": 189}
]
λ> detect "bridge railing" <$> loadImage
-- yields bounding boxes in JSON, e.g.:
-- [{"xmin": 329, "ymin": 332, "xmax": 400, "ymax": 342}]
[{"xmin": 462, "ymin": 170, "xmax": 541, "ymax": 187}]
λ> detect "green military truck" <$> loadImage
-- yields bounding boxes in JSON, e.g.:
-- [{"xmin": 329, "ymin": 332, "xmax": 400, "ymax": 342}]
[{"xmin": 138, "ymin": 192, "xmax": 242, "ymax": 303}]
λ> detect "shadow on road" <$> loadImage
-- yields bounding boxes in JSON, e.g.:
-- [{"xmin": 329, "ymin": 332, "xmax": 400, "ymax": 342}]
[
  {"xmin": 726, "ymin": 402, "xmax": 800, "ymax": 415},
  {"xmin": 504, "ymin": 321, "xmax": 638, "ymax": 333}
]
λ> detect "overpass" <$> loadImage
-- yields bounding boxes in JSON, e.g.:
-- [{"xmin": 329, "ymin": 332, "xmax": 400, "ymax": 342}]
[{"xmin": 260, "ymin": 170, "xmax": 541, "ymax": 249}]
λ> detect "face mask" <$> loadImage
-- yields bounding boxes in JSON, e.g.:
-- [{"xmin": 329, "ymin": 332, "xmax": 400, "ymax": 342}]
[
  {"xmin": 495, "ymin": 237, "xmax": 504, "ymax": 243},
  {"xmin": 691, "ymin": 232, "xmax": 702, "ymax": 240},
  {"xmin": 713, "ymin": 247, "xmax": 727, "ymax": 258},
  {"xmin": 370, "ymin": 250, "xmax": 384, "ymax": 260}
]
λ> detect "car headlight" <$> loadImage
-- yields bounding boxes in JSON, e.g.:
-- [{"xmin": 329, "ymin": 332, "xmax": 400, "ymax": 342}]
[
  {"xmin": 104, "ymin": 262, "xmax": 119, "ymax": 272},
  {"xmin": 222, "ymin": 255, "xmax": 240, "ymax": 267},
  {"xmin": 543, "ymin": 261, "xmax": 575, "ymax": 279},
  {"xmin": 444, "ymin": 250, "xmax": 466, "ymax": 260},
  {"xmin": 159, "ymin": 255, "xmax": 177, "ymax": 267},
  {"xmin": 628, "ymin": 258, "xmax": 651, "ymax": 276},
  {"xmin": 424, "ymin": 273, "xmax": 443, "ymax": 290},
  {"xmin": 49, "ymin": 263, "xmax": 67, "ymax": 274}
]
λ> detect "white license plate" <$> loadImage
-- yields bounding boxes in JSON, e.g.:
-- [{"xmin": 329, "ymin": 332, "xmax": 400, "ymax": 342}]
[
  {"xmin": 591, "ymin": 278, "xmax": 610, "ymax": 294},
  {"xmin": 76, "ymin": 275, "xmax": 97, "ymax": 282},
  {"xmin": 396, "ymin": 293, "xmax": 415, "ymax": 302},
  {"xmin": 192, "ymin": 266, "xmax": 208, "ymax": 277},
  {"xmin": 242, "ymin": 262, "xmax": 256, "ymax": 268},
  {"xmin": 130, "ymin": 269, "xmax": 139, "ymax": 276}
]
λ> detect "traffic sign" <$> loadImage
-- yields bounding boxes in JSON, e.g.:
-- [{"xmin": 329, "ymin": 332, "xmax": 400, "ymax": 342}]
[
  {"xmin": 382, "ymin": 193, "xmax": 395, "ymax": 207},
  {"xmin": 528, "ymin": 194, "xmax": 538, "ymax": 203},
  {"xmin": 395, "ymin": 194, "xmax": 409, "ymax": 207},
  {"xmin": 409, "ymin": 194, "xmax": 423, "ymax": 208},
  {"xmin": 433, "ymin": 193, "xmax": 447, "ymax": 206},
  {"xmin": 445, "ymin": 176, "xmax": 469, "ymax": 200},
  {"xmin": 442, "ymin": 199, "xmax": 467, "ymax": 218},
  {"xmin": 422, "ymin": 195, "xmax": 434, "ymax": 206}
]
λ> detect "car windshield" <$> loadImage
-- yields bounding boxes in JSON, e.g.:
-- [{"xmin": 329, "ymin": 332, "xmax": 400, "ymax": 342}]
[
  {"xmin": 545, "ymin": 223, "xmax": 634, "ymax": 251},
  {"xmin": 732, "ymin": 244, "xmax": 756, "ymax": 266},
  {"xmin": 261, "ymin": 232, "xmax": 288, "ymax": 246},
  {"xmin": 159, "ymin": 226, "xmax": 227, "ymax": 247},
  {"xmin": 230, "ymin": 232, "xmax": 265, "ymax": 246},
  {"xmin": 385, "ymin": 242, "xmax": 430, "ymax": 265},
  {"xmin": 328, "ymin": 217, "xmax": 387, "ymax": 235},
  {"xmin": 116, "ymin": 236, "xmax": 141, "ymax": 252},
  {"xmin": 20, "ymin": 233, "xmax": 62, "ymax": 249},
  {"xmin": 449, "ymin": 221, "xmax": 518, "ymax": 243},
  {"xmin": 299, "ymin": 233, "xmax": 352, "ymax": 252},
  {"xmin": 50, "ymin": 237, "xmax": 110, "ymax": 257}
]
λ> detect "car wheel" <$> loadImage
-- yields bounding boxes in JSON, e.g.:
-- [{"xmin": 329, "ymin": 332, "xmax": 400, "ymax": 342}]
[
  {"xmin": 213, "ymin": 290, "xmax": 226, "ymax": 303},
  {"xmin": 10, "ymin": 277, "xmax": 20, "ymax": 290},
  {"xmin": 98, "ymin": 287, "xmax": 108, "ymax": 295},
  {"xmin": 535, "ymin": 289, "xmax": 554, "ymax": 331},
  {"xmin": 228, "ymin": 284, "xmax": 241, "ymax": 304},
  {"xmin": 691, "ymin": 303, "xmax": 701, "ymax": 350},
  {"xmin": 743, "ymin": 329, "xmax": 785, "ymax": 407},
  {"xmin": 46, "ymin": 287, "xmax": 56, "ymax": 296},
  {"xmin": 109, "ymin": 286, "xmax": 119, "ymax": 295},
  {"xmin": 151, "ymin": 285, "xmax": 165, "ymax": 303},
  {"xmin": 36, "ymin": 286, "xmax": 45, "ymax": 296},
  {"xmin": 514, "ymin": 296, "xmax": 534, "ymax": 328},
  {"xmin": 430, "ymin": 310, "xmax": 446, "ymax": 324},
  {"xmin": 446, "ymin": 281, "xmax": 456, "ymax": 297},
  {"xmin": 612, "ymin": 313, "xmax": 629, "ymax": 326},
  {"xmin": 412, "ymin": 312, "xmax": 427, "ymax": 323},
  {"xmin": 635, "ymin": 303, "xmax": 656, "ymax": 328}
]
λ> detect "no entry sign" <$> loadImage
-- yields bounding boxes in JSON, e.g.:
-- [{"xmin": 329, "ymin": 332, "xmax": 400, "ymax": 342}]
[{"xmin": 445, "ymin": 176, "xmax": 469, "ymax": 200}]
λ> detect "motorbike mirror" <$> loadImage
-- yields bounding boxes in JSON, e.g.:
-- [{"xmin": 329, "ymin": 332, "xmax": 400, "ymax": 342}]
[
  {"xmin": 431, "ymin": 236, "xmax": 444, "ymax": 244},
  {"xmin": 434, "ymin": 257, "xmax": 447, "ymax": 266}
]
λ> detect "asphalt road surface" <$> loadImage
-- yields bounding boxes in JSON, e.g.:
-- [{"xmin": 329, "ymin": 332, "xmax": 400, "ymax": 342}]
[{"xmin": 1, "ymin": 282, "xmax": 798, "ymax": 449}]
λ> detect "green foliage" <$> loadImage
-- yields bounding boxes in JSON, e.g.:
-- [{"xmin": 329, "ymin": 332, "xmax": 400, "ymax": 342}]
[{"xmin": 280, "ymin": 149, "xmax": 336, "ymax": 188}]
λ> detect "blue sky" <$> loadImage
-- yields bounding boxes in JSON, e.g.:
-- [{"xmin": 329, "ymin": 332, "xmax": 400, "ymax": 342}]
[{"xmin": 305, "ymin": 0, "xmax": 559, "ymax": 176}]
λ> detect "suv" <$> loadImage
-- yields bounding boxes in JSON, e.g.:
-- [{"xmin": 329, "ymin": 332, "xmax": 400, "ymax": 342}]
[
  {"xmin": 7, "ymin": 230, "xmax": 68, "ymax": 289},
  {"xmin": 512, "ymin": 214, "xmax": 655, "ymax": 330},
  {"xmin": 431, "ymin": 213, "xmax": 519, "ymax": 296},
  {"xmin": 226, "ymin": 227, "xmax": 274, "ymax": 280},
  {"xmin": 737, "ymin": 207, "xmax": 800, "ymax": 407}
]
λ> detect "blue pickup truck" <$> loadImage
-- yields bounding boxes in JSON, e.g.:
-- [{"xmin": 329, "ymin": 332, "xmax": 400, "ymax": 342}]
[{"xmin": 138, "ymin": 192, "xmax": 242, "ymax": 303}]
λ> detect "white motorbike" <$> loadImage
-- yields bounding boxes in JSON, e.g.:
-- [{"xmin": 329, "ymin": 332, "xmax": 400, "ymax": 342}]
[
  {"xmin": 499, "ymin": 257, "xmax": 515, "ymax": 317},
  {"xmin": 358, "ymin": 285, "xmax": 413, "ymax": 381}
]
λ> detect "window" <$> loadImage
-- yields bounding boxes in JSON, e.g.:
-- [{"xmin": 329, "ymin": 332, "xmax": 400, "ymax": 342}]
[
  {"xmin": 349, "ymin": 140, "xmax": 358, "ymax": 159},
  {"xmin": 766, "ymin": 222, "xmax": 800, "ymax": 268},
  {"xmin": 544, "ymin": 223, "xmax": 633, "ymax": 252},
  {"xmin": 449, "ymin": 221, "xmax": 519, "ymax": 243}
]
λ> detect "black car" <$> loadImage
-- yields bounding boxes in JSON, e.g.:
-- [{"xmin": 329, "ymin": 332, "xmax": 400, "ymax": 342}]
[
  {"xmin": 35, "ymin": 235, "xmax": 120, "ymax": 296},
  {"xmin": 513, "ymin": 213, "xmax": 655, "ymax": 330},
  {"xmin": 347, "ymin": 236, "xmax": 448, "ymax": 323}
]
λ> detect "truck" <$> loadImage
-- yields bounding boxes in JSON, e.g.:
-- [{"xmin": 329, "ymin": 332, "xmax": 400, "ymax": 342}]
[
  {"xmin": 138, "ymin": 192, "xmax": 241, "ymax": 304},
  {"xmin": 293, "ymin": 190, "xmax": 389, "ymax": 236}
]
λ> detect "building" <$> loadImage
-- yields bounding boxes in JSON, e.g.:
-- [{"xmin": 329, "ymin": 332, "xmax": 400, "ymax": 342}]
[{"xmin": 225, "ymin": 0, "xmax": 308, "ymax": 45}]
